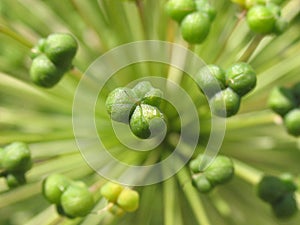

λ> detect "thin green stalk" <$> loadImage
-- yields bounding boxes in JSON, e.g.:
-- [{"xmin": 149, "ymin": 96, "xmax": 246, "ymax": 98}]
[
  {"xmin": 233, "ymin": 158, "xmax": 263, "ymax": 185},
  {"xmin": 214, "ymin": 10, "xmax": 246, "ymax": 63},
  {"xmin": 0, "ymin": 24, "xmax": 33, "ymax": 48},
  {"xmin": 177, "ymin": 167, "xmax": 212, "ymax": 225},
  {"xmin": 163, "ymin": 177, "xmax": 183, "ymax": 225},
  {"xmin": 238, "ymin": 35, "xmax": 264, "ymax": 62},
  {"xmin": 135, "ymin": 0, "xmax": 147, "ymax": 39}
]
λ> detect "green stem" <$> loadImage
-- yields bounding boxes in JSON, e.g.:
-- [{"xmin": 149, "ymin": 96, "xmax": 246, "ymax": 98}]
[
  {"xmin": 238, "ymin": 35, "xmax": 264, "ymax": 62},
  {"xmin": 163, "ymin": 177, "xmax": 182, "ymax": 225},
  {"xmin": 135, "ymin": 0, "xmax": 147, "ymax": 39},
  {"xmin": 233, "ymin": 158, "xmax": 263, "ymax": 185},
  {"xmin": 0, "ymin": 24, "xmax": 33, "ymax": 48},
  {"xmin": 214, "ymin": 10, "xmax": 246, "ymax": 63},
  {"xmin": 177, "ymin": 167, "xmax": 212, "ymax": 225}
]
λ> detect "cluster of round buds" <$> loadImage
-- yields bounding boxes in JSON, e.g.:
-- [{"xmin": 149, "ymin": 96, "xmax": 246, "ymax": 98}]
[
  {"xmin": 42, "ymin": 174, "xmax": 95, "ymax": 218},
  {"xmin": 232, "ymin": 0, "xmax": 288, "ymax": 35},
  {"xmin": 195, "ymin": 63, "xmax": 257, "ymax": 117},
  {"xmin": 100, "ymin": 182, "xmax": 140, "ymax": 215},
  {"xmin": 165, "ymin": 0, "xmax": 216, "ymax": 44},
  {"xmin": 257, "ymin": 174, "xmax": 298, "ymax": 218},
  {"xmin": 189, "ymin": 154, "xmax": 234, "ymax": 193},
  {"xmin": 268, "ymin": 82, "xmax": 300, "ymax": 136},
  {"xmin": 106, "ymin": 81, "xmax": 165, "ymax": 139},
  {"xmin": 0, "ymin": 142, "xmax": 32, "ymax": 188},
  {"xmin": 30, "ymin": 33, "xmax": 78, "ymax": 88}
]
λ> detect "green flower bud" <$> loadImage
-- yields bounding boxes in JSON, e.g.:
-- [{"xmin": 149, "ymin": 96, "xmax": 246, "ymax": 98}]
[
  {"xmin": 283, "ymin": 109, "xmax": 300, "ymax": 136},
  {"xmin": 195, "ymin": 0, "xmax": 217, "ymax": 21},
  {"xmin": 247, "ymin": 5, "xmax": 276, "ymax": 34},
  {"xmin": 132, "ymin": 81, "xmax": 153, "ymax": 99},
  {"xmin": 117, "ymin": 188, "xmax": 139, "ymax": 212},
  {"xmin": 30, "ymin": 38, "xmax": 46, "ymax": 59},
  {"xmin": 192, "ymin": 174, "xmax": 213, "ymax": 193},
  {"xmin": 132, "ymin": 81, "xmax": 163, "ymax": 107},
  {"xmin": 100, "ymin": 182, "xmax": 124, "ymax": 203},
  {"xmin": 105, "ymin": 87, "xmax": 137, "ymax": 123},
  {"xmin": 2, "ymin": 142, "xmax": 32, "ymax": 172},
  {"xmin": 279, "ymin": 173, "xmax": 297, "ymax": 192},
  {"xmin": 165, "ymin": 0, "xmax": 196, "ymax": 23},
  {"xmin": 268, "ymin": 86, "xmax": 297, "ymax": 116},
  {"xmin": 129, "ymin": 104, "xmax": 165, "ymax": 139},
  {"xmin": 44, "ymin": 33, "xmax": 78, "ymax": 68},
  {"xmin": 226, "ymin": 62, "xmax": 257, "ymax": 96},
  {"xmin": 273, "ymin": 18, "xmax": 288, "ymax": 35},
  {"xmin": 257, "ymin": 176, "xmax": 291, "ymax": 204},
  {"xmin": 180, "ymin": 12, "xmax": 211, "ymax": 44},
  {"xmin": 55, "ymin": 204, "xmax": 76, "ymax": 219},
  {"xmin": 42, "ymin": 174, "xmax": 71, "ymax": 204},
  {"xmin": 195, "ymin": 64, "xmax": 226, "ymax": 98},
  {"xmin": 6, "ymin": 173, "xmax": 26, "ymax": 188},
  {"xmin": 189, "ymin": 157, "xmax": 202, "ymax": 174},
  {"xmin": 205, "ymin": 155, "xmax": 234, "ymax": 186},
  {"xmin": 108, "ymin": 204, "xmax": 125, "ymax": 216},
  {"xmin": 61, "ymin": 183, "xmax": 95, "ymax": 217},
  {"xmin": 30, "ymin": 54, "xmax": 65, "ymax": 88},
  {"xmin": 272, "ymin": 193, "xmax": 298, "ymax": 218},
  {"xmin": 210, "ymin": 88, "xmax": 241, "ymax": 117},
  {"xmin": 142, "ymin": 88, "xmax": 163, "ymax": 107},
  {"xmin": 266, "ymin": 2, "xmax": 281, "ymax": 17}
]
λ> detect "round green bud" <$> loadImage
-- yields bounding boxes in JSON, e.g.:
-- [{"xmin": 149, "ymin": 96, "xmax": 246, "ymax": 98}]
[
  {"xmin": 189, "ymin": 157, "xmax": 202, "ymax": 174},
  {"xmin": 6, "ymin": 173, "xmax": 26, "ymax": 188},
  {"xmin": 132, "ymin": 81, "xmax": 153, "ymax": 99},
  {"xmin": 192, "ymin": 174, "xmax": 213, "ymax": 193},
  {"xmin": 61, "ymin": 183, "xmax": 95, "ymax": 217},
  {"xmin": 55, "ymin": 204, "xmax": 76, "ymax": 219},
  {"xmin": 195, "ymin": 0, "xmax": 217, "ymax": 21},
  {"xmin": 100, "ymin": 182, "xmax": 124, "ymax": 203},
  {"xmin": 132, "ymin": 81, "xmax": 163, "ymax": 107},
  {"xmin": 44, "ymin": 33, "xmax": 78, "ymax": 68},
  {"xmin": 195, "ymin": 64, "xmax": 226, "ymax": 98},
  {"xmin": 226, "ymin": 62, "xmax": 257, "ymax": 96},
  {"xmin": 117, "ymin": 188, "xmax": 139, "ymax": 212},
  {"xmin": 257, "ymin": 176, "xmax": 291, "ymax": 204},
  {"xmin": 180, "ymin": 12, "xmax": 211, "ymax": 44},
  {"xmin": 268, "ymin": 86, "xmax": 297, "ymax": 116},
  {"xmin": 30, "ymin": 54, "xmax": 65, "ymax": 88},
  {"xmin": 247, "ymin": 5, "xmax": 276, "ymax": 34},
  {"xmin": 283, "ymin": 109, "xmax": 300, "ymax": 137},
  {"xmin": 210, "ymin": 88, "xmax": 241, "ymax": 117},
  {"xmin": 205, "ymin": 155, "xmax": 234, "ymax": 186},
  {"xmin": 165, "ymin": 0, "xmax": 196, "ymax": 23},
  {"xmin": 2, "ymin": 142, "xmax": 32, "ymax": 172},
  {"xmin": 108, "ymin": 204, "xmax": 125, "ymax": 216},
  {"xmin": 272, "ymin": 193, "xmax": 298, "ymax": 218},
  {"xmin": 274, "ymin": 18, "xmax": 288, "ymax": 35},
  {"xmin": 266, "ymin": 3, "xmax": 281, "ymax": 17},
  {"xmin": 105, "ymin": 87, "xmax": 137, "ymax": 123},
  {"xmin": 279, "ymin": 173, "xmax": 297, "ymax": 192},
  {"xmin": 30, "ymin": 38, "xmax": 46, "ymax": 59},
  {"xmin": 142, "ymin": 88, "xmax": 163, "ymax": 108},
  {"xmin": 42, "ymin": 174, "xmax": 71, "ymax": 204},
  {"xmin": 130, "ymin": 104, "xmax": 165, "ymax": 139}
]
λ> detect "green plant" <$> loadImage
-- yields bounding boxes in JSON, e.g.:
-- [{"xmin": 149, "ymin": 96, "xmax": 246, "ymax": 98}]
[{"xmin": 0, "ymin": 0, "xmax": 300, "ymax": 225}]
